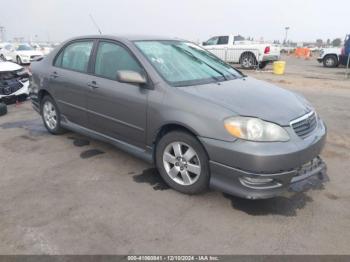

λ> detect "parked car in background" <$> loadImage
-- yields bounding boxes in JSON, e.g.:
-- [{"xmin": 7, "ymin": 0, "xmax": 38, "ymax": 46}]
[
  {"xmin": 30, "ymin": 35, "xmax": 327, "ymax": 199},
  {"xmin": 0, "ymin": 42, "xmax": 9, "ymax": 51},
  {"xmin": 202, "ymin": 34, "xmax": 280, "ymax": 69},
  {"xmin": 0, "ymin": 61, "xmax": 30, "ymax": 102},
  {"xmin": 0, "ymin": 43, "xmax": 44, "ymax": 65},
  {"xmin": 40, "ymin": 44, "xmax": 54, "ymax": 56},
  {"xmin": 317, "ymin": 47, "xmax": 342, "ymax": 67},
  {"xmin": 31, "ymin": 43, "xmax": 54, "ymax": 56}
]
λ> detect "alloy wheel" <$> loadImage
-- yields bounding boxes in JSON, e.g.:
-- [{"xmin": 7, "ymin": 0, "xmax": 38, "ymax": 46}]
[
  {"xmin": 43, "ymin": 101, "xmax": 57, "ymax": 130},
  {"xmin": 162, "ymin": 142, "xmax": 201, "ymax": 186},
  {"xmin": 325, "ymin": 57, "xmax": 335, "ymax": 67}
]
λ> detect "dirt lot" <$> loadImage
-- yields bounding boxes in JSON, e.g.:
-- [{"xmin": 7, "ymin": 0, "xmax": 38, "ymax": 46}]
[{"xmin": 0, "ymin": 55, "xmax": 349, "ymax": 255}]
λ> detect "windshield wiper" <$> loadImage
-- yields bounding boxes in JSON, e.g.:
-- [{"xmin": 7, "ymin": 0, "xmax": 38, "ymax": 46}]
[
  {"xmin": 188, "ymin": 46, "xmax": 243, "ymax": 78},
  {"xmin": 173, "ymin": 45, "xmax": 228, "ymax": 81}
]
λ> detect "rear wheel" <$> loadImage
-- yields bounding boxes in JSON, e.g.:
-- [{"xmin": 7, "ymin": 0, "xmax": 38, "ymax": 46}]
[
  {"xmin": 323, "ymin": 55, "xmax": 338, "ymax": 68},
  {"xmin": 240, "ymin": 52, "xmax": 257, "ymax": 69},
  {"xmin": 155, "ymin": 131, "xmax": 210, "ymax": 194},
  {"xmin": 41, "ymin": 96, "xmax": 66, "ymax": 134}
]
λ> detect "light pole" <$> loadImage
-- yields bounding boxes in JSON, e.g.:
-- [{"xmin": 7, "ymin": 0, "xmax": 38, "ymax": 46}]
[{"xmin": 284, "ymin": 27, "xmax": 290, "ymax": 44}]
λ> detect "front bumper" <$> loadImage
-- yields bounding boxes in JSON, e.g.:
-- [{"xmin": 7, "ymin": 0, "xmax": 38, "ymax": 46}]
[
  {"xmin": 209, "ymin": 157, "xmax": 326, "ymax": 199},
  {"xmin": 0, "ymin": 81, "xmax": 30, "ymax": 100},
  {"xmin": 199, "ymin": 119, "xmax": 327, "ymax": 199}
]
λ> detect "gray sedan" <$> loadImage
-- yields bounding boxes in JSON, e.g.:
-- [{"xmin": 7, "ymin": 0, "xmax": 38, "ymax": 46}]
[{"xmin": 29, "ymin": 35, "xmax": 327, "ymax": 199}]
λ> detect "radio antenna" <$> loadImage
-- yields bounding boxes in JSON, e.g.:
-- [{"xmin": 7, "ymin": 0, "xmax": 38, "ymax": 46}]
[{"xmin": 89, "ymin": 14, "xmax": 102, "ymax": 35}]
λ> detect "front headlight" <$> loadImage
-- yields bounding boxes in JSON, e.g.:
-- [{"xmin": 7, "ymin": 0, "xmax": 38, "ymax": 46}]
[{"xmin": 224, "ymin": 116, "xmax": 290, "ymax": 142}]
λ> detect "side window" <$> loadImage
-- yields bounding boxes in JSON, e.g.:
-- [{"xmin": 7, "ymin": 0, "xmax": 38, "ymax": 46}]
[
  {"xmin": 54, "ymin": 41, "xmax": 93, "ymax": 72},
  {"xmin": 54, "ymin": 51, "xmax": 63, "ymax": 67},
  {"xmin": 217, "ymin": 36, "xmax": 229, "ymax": 45},
  {"xmin": 94, "ymin": 41, "xmax": 143, "ymax": 80},
  {"xmin": 205, "ymin": 37, "xmax": 219, "ymax": 46},
  {"xmin": 233, "ymin": 35, "xmax": 245, "ymax": 42}
]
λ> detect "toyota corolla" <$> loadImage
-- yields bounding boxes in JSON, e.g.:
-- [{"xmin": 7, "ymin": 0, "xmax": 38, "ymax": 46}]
[{"xmin": 29, "ymin": 35, "xmax": 327, "ymax": 199}]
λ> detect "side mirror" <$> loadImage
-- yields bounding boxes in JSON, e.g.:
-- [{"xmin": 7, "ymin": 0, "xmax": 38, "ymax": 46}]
[{"xmin": 116, "ymin": 70, "xmax": 147, "ymax": 85}]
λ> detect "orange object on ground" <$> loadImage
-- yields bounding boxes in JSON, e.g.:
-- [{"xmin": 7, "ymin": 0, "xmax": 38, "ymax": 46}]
[{"xmin": 295, "ymin": 47, "xmax": 311, "ymax": 59}]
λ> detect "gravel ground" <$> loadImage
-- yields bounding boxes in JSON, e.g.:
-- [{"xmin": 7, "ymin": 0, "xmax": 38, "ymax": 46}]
[{"xmin": 0, "ymin": 55, "xmax": 349, "ymax": 255}]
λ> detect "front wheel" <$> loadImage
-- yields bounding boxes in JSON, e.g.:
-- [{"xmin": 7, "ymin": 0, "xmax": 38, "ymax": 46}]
[
  {"xmin": 156, "ymin": 131, "xmax": 210, "ymax": 194},
  {"xmin": 323, "ymin": 55, "xmax": 338, "ymax": 68},
  {"xmin": 41, "ymin": 96, "xmax": 66, "ymax": 134}
]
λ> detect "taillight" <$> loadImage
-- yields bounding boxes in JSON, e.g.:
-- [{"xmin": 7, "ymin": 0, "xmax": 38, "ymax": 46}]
[{"xmin": 264, "ymin": 46, "xmax": 270, "ymax": 54}]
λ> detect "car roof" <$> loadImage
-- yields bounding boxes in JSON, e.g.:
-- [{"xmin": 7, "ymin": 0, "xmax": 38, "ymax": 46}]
[{"xmin": 66, "ymin": 34, "xmax": 185, "ymax": 42}]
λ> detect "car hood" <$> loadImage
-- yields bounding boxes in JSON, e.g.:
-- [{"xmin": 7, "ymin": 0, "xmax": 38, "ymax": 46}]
[
  {"xmin": 0, "ymin": 61, "xmax": 22, "ymax": 72},
  {"xmin": 177, "ymin": 77, "xmax": 311, "ymax": 126},
  {"xmin": 17, "ymin": 50, "xmax": 43, "ymax": 56}
]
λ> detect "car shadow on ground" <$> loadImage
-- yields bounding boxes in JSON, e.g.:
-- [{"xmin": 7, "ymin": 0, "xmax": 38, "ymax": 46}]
[
  {"xmin": 0, "ymin": 118, "xmax": 47, "ymax": 136},
  {"xmin": 223, "ymin": 174, "xmax": 328, "ymax": 217},
  {"xmin": 223, "ymin": 193, "xmax": 313, "ymax": 217}
]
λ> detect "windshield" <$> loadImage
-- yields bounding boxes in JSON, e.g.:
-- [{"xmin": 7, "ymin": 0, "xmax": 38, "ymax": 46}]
[
  {"xmin": 16, "ymin": 44, "xmax": 33, "ymax": 51},
  {"xmin": 134, "ymin": 40, "xmax": 243, "ymax": 87}
]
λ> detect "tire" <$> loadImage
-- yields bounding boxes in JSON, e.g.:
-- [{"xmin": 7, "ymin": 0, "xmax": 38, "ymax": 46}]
[
  {"xmin": 240, "ymin": 52, "xmax": 257, "ymax": 69},
  {"xmin": 258, "ymin": 61, "xmax": 268, "ymax": 69},
  {"xmin": 41, "ymin": 95, "xmax": 66, "ymax": 135},
  {"xmin": 0, "ymin": 102, "xmax": 7, "ymax": 116},
  {"xmin": 155, "ymin": 131, "xmax": 210, "ymax": 194},
  {"xmin": 16, "ymin": 56, "xmax": 22, "ymax": 65},
  {"xmin": 0, "ymin": 54, "xmax": 6, "ymax": 61},
  {"xmin": 323, "ymin": 55, "xmax": 338, "ymax": 68}
]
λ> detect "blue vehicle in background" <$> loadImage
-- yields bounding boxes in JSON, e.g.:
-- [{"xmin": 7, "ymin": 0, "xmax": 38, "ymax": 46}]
[{"xmin": 340, "ymin": 34, "xmax": 350, "ymax": 66}]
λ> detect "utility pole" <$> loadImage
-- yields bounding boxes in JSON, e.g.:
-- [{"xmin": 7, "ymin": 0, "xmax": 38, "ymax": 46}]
[{"xmin": 284, "ymin": 26, "xmax": 290, "ymax": 44}]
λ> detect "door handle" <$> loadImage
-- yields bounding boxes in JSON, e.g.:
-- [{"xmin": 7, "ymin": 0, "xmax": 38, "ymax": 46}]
[
  {"xmin": 87, "ymin": 80, "xmax": 99, "ymax": 89},
  {"xmin": 50, "ymin": 71, "xmax": 59, "ymax": 78}
]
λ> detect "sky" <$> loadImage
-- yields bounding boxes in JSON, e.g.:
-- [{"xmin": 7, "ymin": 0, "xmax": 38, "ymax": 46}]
[{"xmin": 0, "ymin": 0, "xmax": 349, "ymax": 43}]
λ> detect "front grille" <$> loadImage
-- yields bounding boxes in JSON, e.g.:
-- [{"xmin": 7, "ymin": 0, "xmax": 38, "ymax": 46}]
[
  {"xmin": 0, "ymin": 79, "xmax": 23, "ymax": 95},
  {"xmin": 291, "ymin": 111, "xmax": 317, "ymax": 138}
]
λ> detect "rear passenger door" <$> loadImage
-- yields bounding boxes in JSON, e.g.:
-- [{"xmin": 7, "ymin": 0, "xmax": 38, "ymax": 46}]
[
  {"xmin": 50, "ymin": 40, "xmax": 94, "ymax": 127},
  {"xmin": 86, "ymin": 40, "xmax": 149, "ymax": 148}
]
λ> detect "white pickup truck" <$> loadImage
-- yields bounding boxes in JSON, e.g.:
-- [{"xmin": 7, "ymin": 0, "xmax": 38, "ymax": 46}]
[
  {"xmin": 317, "ymin": 47, "xmax": 342, "ymax": 68},
  {"xmin": 202, "ymin": 35, "xmax": 280, "ymax": 69}
]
